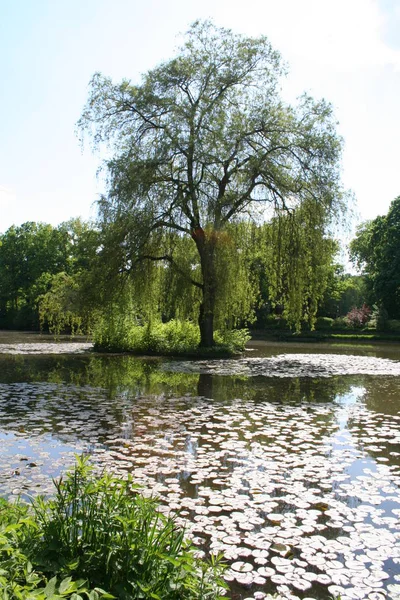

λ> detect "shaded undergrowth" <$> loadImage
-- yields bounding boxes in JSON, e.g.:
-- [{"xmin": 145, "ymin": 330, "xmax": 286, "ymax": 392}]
[{"xmin": 0, "ymin": 457, "xmax": 226, "ymax": 599}]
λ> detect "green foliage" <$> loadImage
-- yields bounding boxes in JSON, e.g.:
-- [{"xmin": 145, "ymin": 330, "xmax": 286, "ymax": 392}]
[
  {"xmin": 368, "ymin": 304, "xmax": 388, "ymax": 330},
  {"xmin": 332, "ymin": 316, "xmax": 349, "ymax": 330},
  {"xmin": 0, "ymin": 458, "xmax": 226, "ymax": 600},
  {"xmin": 318, "ymin": 268, "xmax": 367, "ymax": 319},
  {"xmin": 0, "ymin": 219, "xmax": 99, "ymax": 333},
  {"xmin": 315, "ymin": 317, "xmax": 334, "ymax": 330},
  {"xmin": 386, "ymin": 319, "xmax": 400, "ymax": 332},
  {"xmin": 93, "ymin": 315, "xmax": 249, "ymax": 355},
  {"xmin": 78, "ymin": 20, "xmax": 346, "ymax": 346},
  {"xmin": 249, "ymin": 214, "xmax": 339, "ymax": 331},
  {"xmin": 350, "ymin": 195, "xmax": 400, "ymax": 318},
  {"xmin": 93, "ymin": 317, "xmax": 199, "ymax": 354},
  {"xmin": 0, "ymin": 497, "xmax": 109, "ymax": 600},
  {"xmin": 38, "ymin": 273, "xmax": 85, "ymax": 337},
  {"xmin": 0, "ymin": 222, "xmax": 66, "ymax": 329},
  {"xmin": 260, "ymin": 315, "xmax": 288, "ymax": 330},
  {"xmin": 213, "ymin": 328, "xmax": 251, "ymax": 353}
]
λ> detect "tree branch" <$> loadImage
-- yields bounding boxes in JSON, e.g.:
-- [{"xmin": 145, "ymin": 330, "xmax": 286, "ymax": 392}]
[{"xmin": 138, "ymin": 254, "xmax": 203, "ymax": 289}]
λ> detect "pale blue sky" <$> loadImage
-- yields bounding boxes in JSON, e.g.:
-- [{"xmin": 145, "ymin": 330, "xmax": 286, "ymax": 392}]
[{"xmin": 1, "ymin": 0, "xmax": 399, "ymax": 234}]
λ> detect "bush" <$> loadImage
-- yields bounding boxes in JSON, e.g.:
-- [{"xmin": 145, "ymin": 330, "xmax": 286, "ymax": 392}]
[
  {"xmin": 332, "ymin": 316, "xmax": 349, "ymax": 330},
  {"xmin": 94, "ymin": 317, "xmax": 249, "ymax": 354},
  {"xmin": 214, "ymin": 328, "xmax": 251, "ymax": 353},
  {"xmin": 368, "ymin": 305, "xmax": 389, "ymax": 330},
  {"xmin": 0, "ymin": 457, "xmax": 226, "ymax": 599},
  {"xmin": 386, "ymin": 319, "xmax": 400, "ymax": 332},
  {"xmin": 345, "ymin": 304, "xmax": 371, "ymax": 328},
  {"xmin": 314, "ymin": 317, "xmax": 334, "ymax": 330}
]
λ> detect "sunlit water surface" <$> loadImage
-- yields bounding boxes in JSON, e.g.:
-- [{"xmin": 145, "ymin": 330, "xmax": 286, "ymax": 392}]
[{"xmin": 0, "ymin": 334, "xmax": 400, "ymax": 600}]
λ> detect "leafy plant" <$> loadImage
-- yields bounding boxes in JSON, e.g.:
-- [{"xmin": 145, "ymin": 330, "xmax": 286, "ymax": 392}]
[
  {"xmin": 345, "ymin": 304, "xmax": 371, "ymax": 328},
  {"xmin": 332, "ymin": 316, "xmax": 349, "ymax": 330},
  {"xmin": 0, "ymin": 499, "xmax": 109, "ymax": 600},
  {"xmin": 214, "ymin": 328, "xmax": 251, "ymax": 353},
  {"xmin": 386, "ymin": 319, "xmax": 400, "ymax": 332},
  {"xmin": 93, "ymin": 316, "xmax": 249, "ymax": 355},
  {"xmin": 21, "ymin": 457, "xmax": 226, "ymax": 600},
  {"xmin": 314, "ymin": 317, "xmax": 334, "ymax": 330}
]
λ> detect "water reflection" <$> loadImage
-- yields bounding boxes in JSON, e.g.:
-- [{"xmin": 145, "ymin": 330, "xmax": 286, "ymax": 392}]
[{"xmin": 0, "ymin": 349, "xmax": 399, "ymax": 599}]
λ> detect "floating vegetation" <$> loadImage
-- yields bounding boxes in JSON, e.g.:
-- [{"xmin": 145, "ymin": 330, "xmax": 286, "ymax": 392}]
[
  {"xmin": 0, "ymin": 342, "xmax": 92, "ymax": 355},
  {"xmin": 0, "ymin": 347, "xmax": 399, "ymax": 599},
  {"xmin": 164, "ymin": 353, "xmax": 400, "ymax": 377}
]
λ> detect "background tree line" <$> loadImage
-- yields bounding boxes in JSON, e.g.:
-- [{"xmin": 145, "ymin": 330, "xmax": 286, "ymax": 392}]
[
  {"xmin": 0, "ymin": 219, "xmax": 99, "ymax": 333},
  {"xmin": 0, "ymin": 213, "xmax": 381, "ymax": 337}
]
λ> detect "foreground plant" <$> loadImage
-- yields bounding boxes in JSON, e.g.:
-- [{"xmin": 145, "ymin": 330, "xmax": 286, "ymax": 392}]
[
  {"xmin": 0, "ymin": 498, "xmax": 108, "ymax": 599},
  {"xmin": 0, "ymin": 457, "xmax": 226, "ymax": 599}
]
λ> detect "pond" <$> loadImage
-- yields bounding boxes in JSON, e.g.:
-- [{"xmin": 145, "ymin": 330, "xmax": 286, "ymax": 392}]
[{"xmin": 0, "ymin": 333, "xmax": 400, "ymax": 600}]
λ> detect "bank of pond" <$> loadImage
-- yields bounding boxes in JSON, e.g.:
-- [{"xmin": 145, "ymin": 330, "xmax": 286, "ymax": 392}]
[{"xmin": 0, "ymin": 338, "xmax": 400, "ymax": 599}]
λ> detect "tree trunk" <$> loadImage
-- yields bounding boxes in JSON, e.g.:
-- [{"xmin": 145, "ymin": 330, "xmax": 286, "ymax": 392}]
[
  {"xmin": 198, "ymin": 301, "xmax": 215, "ymax": 347},
  {"xmin": 192, "ymin": 228, "xmax": 217, "ymax": 348}
]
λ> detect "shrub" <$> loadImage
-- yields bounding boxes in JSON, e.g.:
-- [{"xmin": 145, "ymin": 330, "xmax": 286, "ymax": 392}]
[
  {"xmin": 332, "ymin": 316, "xmax": 349, "ymax": 330},
  {"xmin": 92, "ymin": 310, "xmax": 142, "ymax": 352},
  {"xmin": 214, "ymin": 328, "xmax": 251, "ymax": 353},
  {"xmin": 368, "ymin": 305, "xmax": 389, "ymax": 330},
  {"xmin": 314, "ymin": 317, "xmax": 334, "ymax": 330},
  {"xmin": 386, "ymin": 319, "xmax": 400, "ymax": 332},
  {"xmin": 0, "ymin": 458, "xmax": 226, "ymax": 599},
  {"xmin": 0, "ymin": 496, "xmax": 113, "ymax": 599},
  {"xmin": 93, "ymin": 317, "xmax": 249, "ymax": 354},
  {"xmin": 345, "ymin": 304, "xmax": 371, "ymax": 328}
]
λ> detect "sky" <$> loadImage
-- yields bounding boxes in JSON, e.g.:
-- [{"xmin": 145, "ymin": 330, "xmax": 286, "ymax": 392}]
[{"xmin": 0, "ymin": 0, "xmax": 399, "ymax": 238}]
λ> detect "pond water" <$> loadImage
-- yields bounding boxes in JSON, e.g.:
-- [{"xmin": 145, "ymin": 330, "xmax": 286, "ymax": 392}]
[{"xmin": 1, "ymin": 334, "xmax": 400, "ymax": 600}]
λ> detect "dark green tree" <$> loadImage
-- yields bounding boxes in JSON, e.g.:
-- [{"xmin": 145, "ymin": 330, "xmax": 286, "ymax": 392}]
[
  {"xmin": 0, "ymin": 219, "xmax": 99, "ymax": 331},
  {"xmin": 318, "ymin": 267, "xmax": 367, "ymax": 319},
  {"xmin": 0, "ymin": 222, "xmax": 69, "ymax": 328},
  {"xmin": 350, "ymin": 196, "xmax": 400, "ymax": 318},
  {"xmin": 79, "ymin": 21, "xmax": 346, "ymax": 346}
]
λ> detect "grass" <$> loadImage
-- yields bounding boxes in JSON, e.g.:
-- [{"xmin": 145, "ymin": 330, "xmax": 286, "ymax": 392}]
[{"xmin": 0, "ymin": 457, "xmax": 226, "ymax": 600}]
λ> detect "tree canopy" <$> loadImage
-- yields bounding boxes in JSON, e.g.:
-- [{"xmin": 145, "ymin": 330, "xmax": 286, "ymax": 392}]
[
  {"xmin": 350, "ymin": 195, "xmax": 400, "ymax": 318},
  {"xmin": 78, "ymin": 20, "xmax": 347, "ymax": 346},
  {"xmin": 0, "ymin": 219, "xmax": 98, "ymax": 331}
]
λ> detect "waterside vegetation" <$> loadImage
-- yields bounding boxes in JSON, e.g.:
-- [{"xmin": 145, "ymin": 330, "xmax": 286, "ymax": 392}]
[{"xmin": 0, "ymin": 457, "xmax": 226, "ymax": 600}]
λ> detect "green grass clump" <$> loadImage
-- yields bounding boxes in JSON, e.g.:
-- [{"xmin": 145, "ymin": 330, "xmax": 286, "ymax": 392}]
[
  {"xmin": 0, "ymin": 457, "xmax": 226, "ymax": 599},
  {"xmin": 93, "ymin": 318, "xmax": 249, "ymax": 355}
]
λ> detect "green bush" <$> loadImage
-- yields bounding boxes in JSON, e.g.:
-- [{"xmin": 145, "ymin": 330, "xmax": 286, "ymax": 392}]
[
  {"xmin": 214, "ymin": 328, "xmax": 251, "ymax": 353},
  {"xmin": 386, "ymin": 319, "xmax": 400, "ymax": 332},
  {"xmin": 93, "ymin": 317, "xmax": 249, "ymax": 354},
  {"xmin": 92, "ymin": 311, "xmax": 142, "ymax": 353},
  {"xmin": 314, "ymin": 317, "xmax": 334, "ymax": 330},
  {"xmin": 0, "ymin": 495, "xmax": 113, "ymax": 599},
  {"xmin": 0, "ymin": 458, "xmax": 226, "ymax": 600},
  {"xmin": 332, "ymin": 316, "xmax": 349, "ymax": 330},
  {"xmin": 367, "ymin": 304, "xmax": 387, "ymax": 330}
]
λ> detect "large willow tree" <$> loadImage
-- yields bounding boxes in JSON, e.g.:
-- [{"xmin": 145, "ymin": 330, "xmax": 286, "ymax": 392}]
[{"xmin": 79, "ymin": 21, "xmax": 345, "ymax": 347}]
